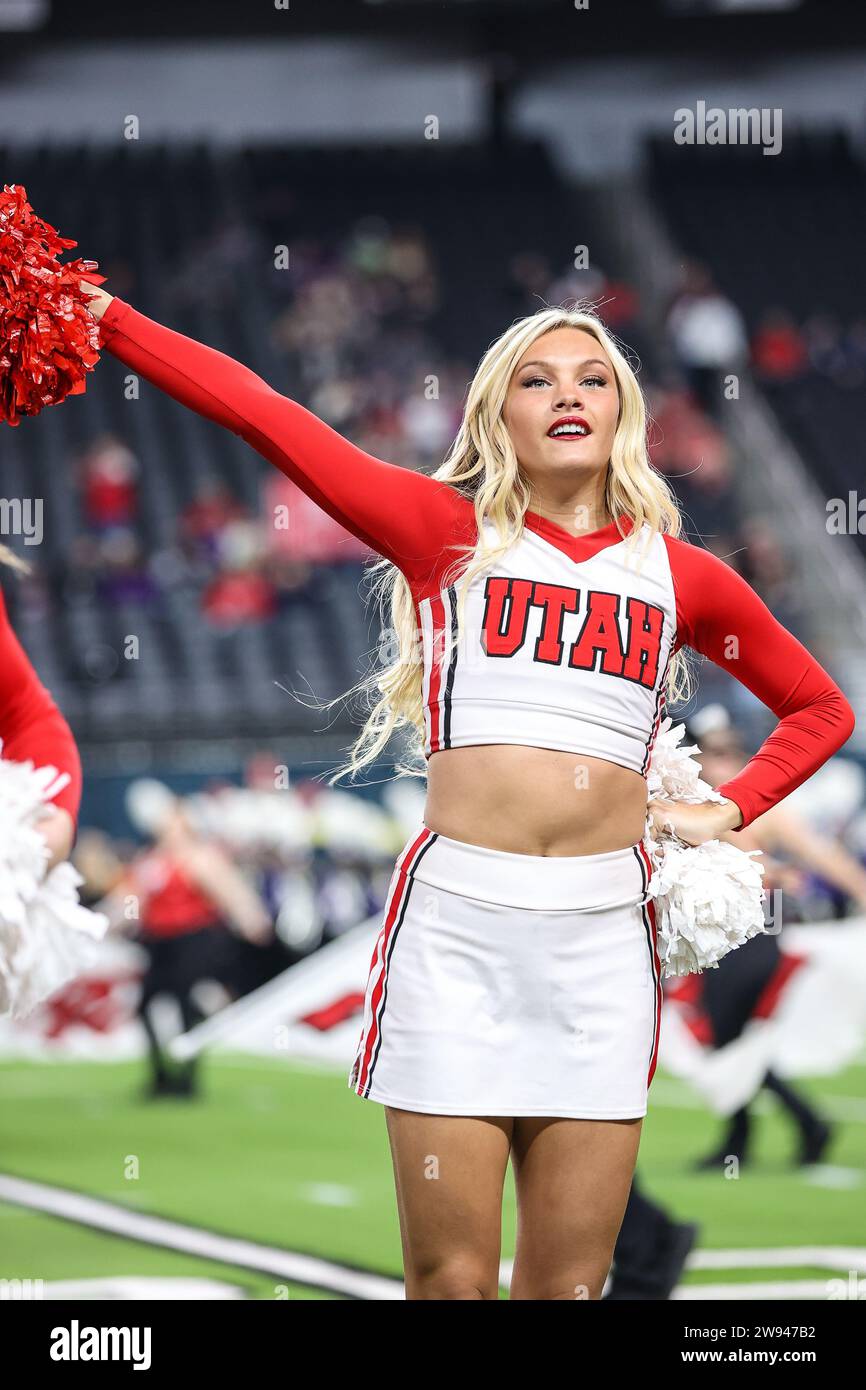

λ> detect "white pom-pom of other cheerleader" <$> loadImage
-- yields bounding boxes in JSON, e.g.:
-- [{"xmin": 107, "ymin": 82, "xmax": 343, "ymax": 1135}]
[{"xmin": 0, "ymin": 744, "xmax": 108, "ymax": 1019}]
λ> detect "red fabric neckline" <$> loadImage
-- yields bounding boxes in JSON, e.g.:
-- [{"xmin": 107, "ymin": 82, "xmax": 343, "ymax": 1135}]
[{"xmin": 523, "ymin": 508, "xmax": 634, "ymax": 561}]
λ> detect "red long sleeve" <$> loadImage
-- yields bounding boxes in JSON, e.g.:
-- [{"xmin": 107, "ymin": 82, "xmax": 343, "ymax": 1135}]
[
  {"xmin": 0, "ymin": 585, "xmax": 82, "ymax": 827},
  {"xmin": 664, "ymin": 534, "xmax": 856, "ymax": 830},
  {"xmin": 97, "ymin": 297, "xmax": 473, "ymax": 585}
]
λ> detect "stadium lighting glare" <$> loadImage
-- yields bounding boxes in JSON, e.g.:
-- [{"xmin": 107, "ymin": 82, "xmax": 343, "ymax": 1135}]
[
  {"xmin": 0, "ymin": 0, "xmax": 49, "ymax": 31},
  {"xmin": 664, "ymin": 0, "xmax": 802, "ymax": 13}
]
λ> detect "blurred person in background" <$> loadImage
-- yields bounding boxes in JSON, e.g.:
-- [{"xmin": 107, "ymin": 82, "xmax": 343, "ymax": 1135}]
[
  {"xmin": 684, "ymin": 720, "xmax": 866, "ymax": 1169},
  {"xmin": 180, "ymin": 481, "xmax": 250, "ymax": 566},
  {"xmin": 94, "ymin": 529, "xmax": 161, "ymax": 610},
  {"xmin": 202, "ymin": 520, "xmax": 277, "ymax": 627},
  {"xmin": 77, "ymin": 433, "xmax": 139, "ymax": 533},
  {"xmin": 735, "ymin": 518, "xmax": 806, "ymax": 634},
  {"xmin": 71, "ymin": 827, "xmax": 128, "ymax": 909},
  {"xmin": 605, "ymin": 1175, "xmax": 699, "ymax": 1301},
  {"xmin": 646, "ymin": 375, "xmax": 739, "ymax": 540},
  {"xmin": 100, "ymin": 781, "xmax": 273, "ymax": 1098},
  {"xmin": 607, "ymin": 709, "xmax": 866, "ymax": 1296},
  {"xmin": 699, "ymin": 723, "xmax": 866, "ymax": 917},
  {"xmin": 750, "ymin": 309, "xmax": 808, "ymax": 383},
  {"xmin": 803, "ymin": 313, "xmax": 848, "ymax": 382},
  {"xmin": 666, "ymin": 261, "xmax": 748, "ymax": 418}
]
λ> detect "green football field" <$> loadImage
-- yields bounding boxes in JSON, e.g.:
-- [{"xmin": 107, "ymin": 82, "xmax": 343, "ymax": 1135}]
[{"xmin": 1, "ymin": 1054, "xmax": 864, "ymax": 1300}]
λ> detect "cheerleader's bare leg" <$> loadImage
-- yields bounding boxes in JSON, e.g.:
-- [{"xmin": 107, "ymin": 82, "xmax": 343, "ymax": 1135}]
[
  {"xmin": 385, "ymin": 1108, "xmax": 513, "ymax": 1299},
  {"xmin": 508, "ymin": 1115, "xmax": 643, "ymax": 1300}
]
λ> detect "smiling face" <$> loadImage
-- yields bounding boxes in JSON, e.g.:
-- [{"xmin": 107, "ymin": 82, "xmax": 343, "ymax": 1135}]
[{"xmin": 502, "ymin": 327, "xmax": 620, "ymax": 506}]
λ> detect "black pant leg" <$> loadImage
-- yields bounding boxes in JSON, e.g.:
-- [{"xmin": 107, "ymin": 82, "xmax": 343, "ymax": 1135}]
[
  {"xmin": 137, "ymin": 937, "xmax": 184, "ymax": 1083},
  {"xmin": 612, "ymin": 1176, "xmax": 673, "ymax": 1282},
  {"xmin": 700, "ymin": 929, "xmax": 781, "ymax": 1049}
]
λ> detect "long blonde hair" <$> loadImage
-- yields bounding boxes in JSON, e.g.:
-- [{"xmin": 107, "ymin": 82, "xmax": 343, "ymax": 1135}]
[{"xmin": 312, "ymin": 302, "xmax": 693, "ymax": 786}]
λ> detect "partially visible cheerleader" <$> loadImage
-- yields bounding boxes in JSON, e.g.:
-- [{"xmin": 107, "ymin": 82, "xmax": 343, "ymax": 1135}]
[
  {"xmin": 0, "ymin": 547, "xmax": 80, "ymax": 859},
  {"xmin": 0, "ymin": 546, "xmax": 92, "ymax": 1018}
]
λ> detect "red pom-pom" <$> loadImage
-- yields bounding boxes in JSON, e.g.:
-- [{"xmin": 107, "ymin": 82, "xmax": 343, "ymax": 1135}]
[{"xmin": 0, "ymin": 183, "xmax": 106, "ymax": 427}]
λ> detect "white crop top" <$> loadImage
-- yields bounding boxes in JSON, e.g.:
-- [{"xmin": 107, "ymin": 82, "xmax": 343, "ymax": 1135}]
[{"xmin": 418, "ymin": 516, "xmax": 672, "ymax": 777}]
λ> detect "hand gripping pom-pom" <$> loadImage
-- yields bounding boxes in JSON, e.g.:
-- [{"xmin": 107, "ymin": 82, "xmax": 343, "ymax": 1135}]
[
  {"xmin": 0, "ymin": 183, "xmax": 106, "ymax": 426},
  {"xmin": 643, "ymin": 716, "xmax": 768, "ymax": 977}
]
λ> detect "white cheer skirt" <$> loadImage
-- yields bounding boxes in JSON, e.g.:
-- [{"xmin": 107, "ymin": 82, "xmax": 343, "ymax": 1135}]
[{"xmin": 348, "ymin": 821, "xmax": 662, "ymax": 1119}]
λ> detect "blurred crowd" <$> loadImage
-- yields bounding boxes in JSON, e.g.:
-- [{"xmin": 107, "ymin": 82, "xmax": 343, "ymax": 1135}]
[
  {"xmin": 61, "ymin": 229, "xmax": 813, "ymax": 664},
  {"xmin": 61, "ymin": 219, "xmax": 472, "ymax": 628},
  {"xmin": 751, "ymin": 309, "xmax": 866, "ymax": 388},
  {"xmin": 75, "ymin": 756, "xmax": 418, "ymax": 960}
]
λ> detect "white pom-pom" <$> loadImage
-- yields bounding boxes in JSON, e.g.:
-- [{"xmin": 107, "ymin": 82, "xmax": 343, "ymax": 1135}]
[
  {"xmin": 646, "ymin": 716, "xmax": 727, "ymax": 807},
  {"xmin": 0, "ymin": 742, "xmax": 108, "ymax": 1019},
  {"xmin": 644, "ymin": 717, "xmax": 768, "ymax": 977},
  {"xmin": 642, "ymin": 826, "xmax": 766, "ymax": 977}
]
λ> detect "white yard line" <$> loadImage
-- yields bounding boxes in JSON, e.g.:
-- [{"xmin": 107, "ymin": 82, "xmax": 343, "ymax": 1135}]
[
  {"xmin": 0, "ymin": 1174, "xmax": 404, "ymax": 1301},
  {"xmin": 672, "ymin": 1281, "xmax": 840, "ymax": 1300},
  {"xmin": 5, "ymin": 1172, "xmax": 866, "ymax": 1303}
]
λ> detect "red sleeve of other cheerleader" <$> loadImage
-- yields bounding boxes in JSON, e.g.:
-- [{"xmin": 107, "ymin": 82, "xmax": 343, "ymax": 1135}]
[
  {"xmin": 97, "ymin": 297, "xmax": 476, "ymax": 584},
  {"xmin": 663, "ymin": 534, "xmax": 856, "ymax": 831},
  {"xmin": 0, "ymin": 585, "xmax": 82, "ymax": 827}
]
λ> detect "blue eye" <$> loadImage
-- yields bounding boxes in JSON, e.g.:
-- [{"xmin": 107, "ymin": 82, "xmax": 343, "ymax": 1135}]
[{"xmin": 521, "ymin": 374, "xmax": 608, "ymax": 388}]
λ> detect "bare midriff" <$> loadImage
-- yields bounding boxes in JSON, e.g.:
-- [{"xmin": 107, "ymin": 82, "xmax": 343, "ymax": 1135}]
[{"xmin": 424, "ymin": 744, "xmax": 649, "ymax": 857}]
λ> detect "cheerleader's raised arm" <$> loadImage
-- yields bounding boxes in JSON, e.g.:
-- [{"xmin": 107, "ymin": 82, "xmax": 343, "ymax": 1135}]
[{"xmin": 80, "ymin": 282, "xmax": 474, "ymax": 585}]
